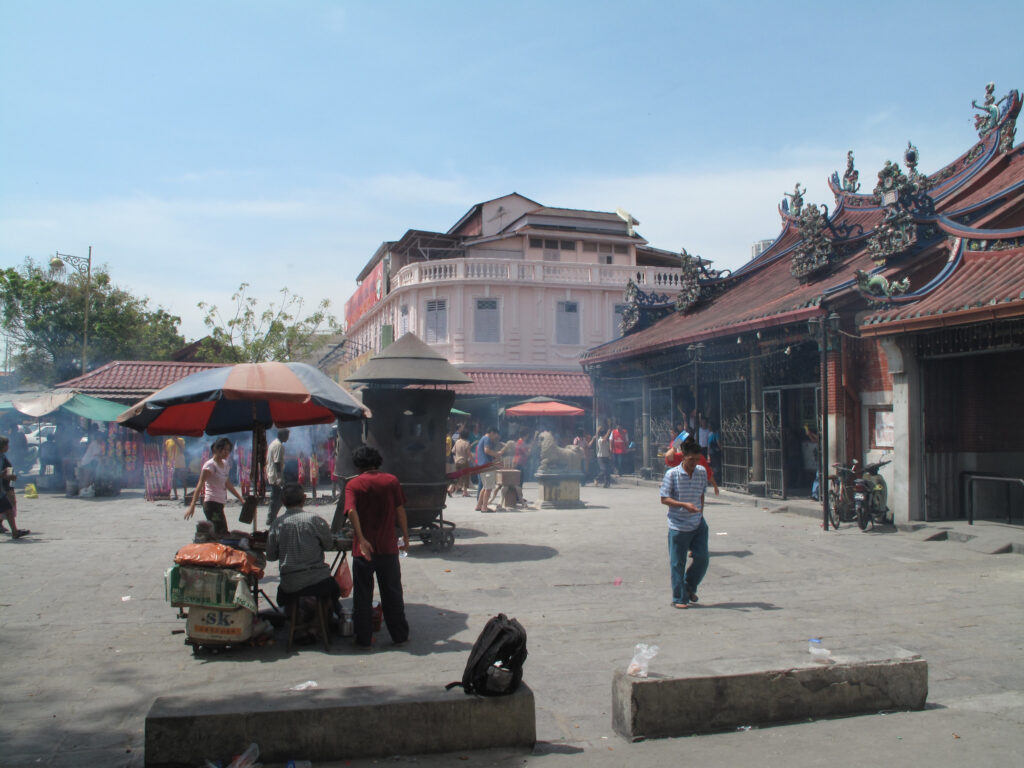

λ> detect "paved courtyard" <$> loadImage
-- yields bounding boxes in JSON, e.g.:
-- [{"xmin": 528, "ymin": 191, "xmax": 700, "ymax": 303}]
[{"xmin": 1, "ymin": 480, "xmax": 1022, "ymax": 767}]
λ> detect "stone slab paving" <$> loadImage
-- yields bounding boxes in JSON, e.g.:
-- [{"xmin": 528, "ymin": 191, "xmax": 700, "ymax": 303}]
[{"xmin": 1, "ymin": 481, "xmax": 1022, "ymax": 767}]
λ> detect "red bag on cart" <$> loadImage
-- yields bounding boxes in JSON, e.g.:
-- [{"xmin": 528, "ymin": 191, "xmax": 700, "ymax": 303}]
[{"xmin": 334, "ymin": 552, "xmax": 353, "ymax": 598}]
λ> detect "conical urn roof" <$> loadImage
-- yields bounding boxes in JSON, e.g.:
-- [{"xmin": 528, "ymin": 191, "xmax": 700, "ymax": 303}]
[{"xmin": 345, "ymin": 333, "xmax": 473, "ymax": 385}]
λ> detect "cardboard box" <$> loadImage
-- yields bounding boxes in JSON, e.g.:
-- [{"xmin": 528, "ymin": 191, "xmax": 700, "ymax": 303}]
[
  {"xmin": 165, "ymin": 565, "xmax": 239, "ymax": 609},
  {"xmin": 186, "ymin": 607, "xmax": 254, "ymax": 642}
]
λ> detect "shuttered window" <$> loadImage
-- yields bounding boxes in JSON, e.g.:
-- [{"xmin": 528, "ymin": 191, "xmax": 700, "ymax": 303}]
[
  {"xmin": 425, "ymin": 299, "xmax": 447, "ymax": 344},
  {"xmin": 399, "ymin": 305, "xmax": 409, "ymax": 336},
  {"xmin": 474, "ymin": 298, "xmax": 500, "ymax": 343},
  {"xmin": 556, "ymin": 301, "xmax": 580, "ymax": 345}
]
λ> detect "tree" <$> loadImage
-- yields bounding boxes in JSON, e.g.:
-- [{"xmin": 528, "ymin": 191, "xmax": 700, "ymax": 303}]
[
  {"xmin": 0, "ymin": 258, "xmax": 185, "ymax": 386},
  {"xmin": 196, "ymin": 283, "xmax": 340, "ymax": 363}
]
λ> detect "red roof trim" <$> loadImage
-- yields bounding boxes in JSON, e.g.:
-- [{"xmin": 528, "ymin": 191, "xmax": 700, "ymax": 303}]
[{"xmin": 446, "ymin": 369, "xmax": 593, "ymax": 398}]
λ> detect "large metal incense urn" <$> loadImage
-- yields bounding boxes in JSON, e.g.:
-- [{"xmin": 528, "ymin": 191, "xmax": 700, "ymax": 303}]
[{"xmin": 344, "ymin": 333, "xmax": 471, "ymax": 549}]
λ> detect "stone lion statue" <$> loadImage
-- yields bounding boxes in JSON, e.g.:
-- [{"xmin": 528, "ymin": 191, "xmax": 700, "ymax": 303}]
[{"xmin": 536, "ymin": 431, "xmax": 583, "ymax": 474}]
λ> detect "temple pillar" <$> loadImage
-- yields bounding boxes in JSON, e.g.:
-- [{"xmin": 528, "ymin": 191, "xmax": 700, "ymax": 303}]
[{"xmin": 880, "ymin": 337, "xmax": 924, "ymax": 524}]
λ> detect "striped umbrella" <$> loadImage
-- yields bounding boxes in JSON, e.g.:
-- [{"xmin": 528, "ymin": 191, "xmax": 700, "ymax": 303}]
[{"xmin": 118, "ymin": 361, "xmax": 369, "ymax": 437}]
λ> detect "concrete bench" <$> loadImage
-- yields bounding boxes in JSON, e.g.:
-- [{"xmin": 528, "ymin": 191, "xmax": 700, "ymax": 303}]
[
  {"xmin": 145, "ymin": 683, "xmax": 535, "ymax": 767},
  {"xmin": 612, "ymin": 646, "xmax": 927, "ymax": 741}
]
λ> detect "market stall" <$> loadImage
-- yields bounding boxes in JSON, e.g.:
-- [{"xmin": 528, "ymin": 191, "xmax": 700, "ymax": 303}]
[{"xmin": 118, "ymin": 361, "xmax": 368, "ymax": 651}]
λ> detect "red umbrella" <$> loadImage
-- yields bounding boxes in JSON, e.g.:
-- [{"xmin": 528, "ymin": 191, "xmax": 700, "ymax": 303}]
[{"xmin": 505, "ymin": 400, "xmax": 584, "ymax": 417}]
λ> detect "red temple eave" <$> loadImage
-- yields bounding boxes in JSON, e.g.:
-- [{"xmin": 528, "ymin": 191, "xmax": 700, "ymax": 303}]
[
  {"xmin": 582, "ymin": 305, "xmax": 823, "ymax": 366},
  {"xmin": 860, "ymin": 301, "xmax": 1024, "ymax": 338}
]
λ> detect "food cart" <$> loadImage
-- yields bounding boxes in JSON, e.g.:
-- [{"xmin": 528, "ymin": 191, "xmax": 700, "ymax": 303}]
[{"xmin": 117, "ymin": 361, "xmax": 369, "ymax": 653}]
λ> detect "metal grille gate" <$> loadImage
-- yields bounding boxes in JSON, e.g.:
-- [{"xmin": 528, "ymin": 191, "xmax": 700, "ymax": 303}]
[
  {"xmin": 719, "ymin": 379, "xmax": 748, "ymax": 489},
  {"xmin": 763, "ymin": 389, "xmax": 785, "ymax": 498}
]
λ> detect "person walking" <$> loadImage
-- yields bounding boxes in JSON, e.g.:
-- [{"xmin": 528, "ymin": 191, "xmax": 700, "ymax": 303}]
[
  {"xmin": 451, "ymin": 432, "xmax": 473, "ymax": 496},
  {"xmin": 594, "ymin": 427, "xmax": 612, "ymax": 487},
  {"xmin": 660, "ymin": 438, "xmax": 709, "ymax": 609},
  {"xmin": 0, "ymin": 436, "xmax": 29, "ymax": 538},
  {"xmin": 186, "ymin": 437, "xmax": 244, "ymax": 534},
  {"xmin": 344, "ymin": 445, "xmax": 411, "ymax": 650},
  {"xmin": 474, "ymin": 426, "xmax": 502, "ymax": 512},
  {"xmin": 265, "ymin": 428, "xmax": 290, "ymax": 526}
]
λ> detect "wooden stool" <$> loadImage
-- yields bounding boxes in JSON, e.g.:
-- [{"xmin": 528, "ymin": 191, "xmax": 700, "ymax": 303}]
[{"xmin": 287, "ymin": 595, "xmax": 332, "ymax": 652}]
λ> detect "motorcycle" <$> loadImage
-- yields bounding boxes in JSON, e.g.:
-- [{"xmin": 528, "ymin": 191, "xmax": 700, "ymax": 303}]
[{"xmin": 852, "ymin": 459, "xmax": 891, "ymax": 530}]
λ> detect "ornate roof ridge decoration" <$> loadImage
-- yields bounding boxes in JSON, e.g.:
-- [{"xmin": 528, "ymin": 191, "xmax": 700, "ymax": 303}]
[
  {"xmin": 865, "ymin": 142, "xmax": 935, "ymax": 266},
  {"xmin": 672, "ymin": 248, "xmax": 732, "ymax": 314},
  {"xmin": 790, "ymin": 202, "xmax": 836, "ymax": 280},
  {"xmin": 854, "ymin": 269, "xmax": 910, "ymax": 307},
  {"xmin": 828, "ymin": 151, "xmax": 862, "ymax": 201},
  {"xmin": 675, "ymin": 248, "xmax": 702, "ymax": 312},
  {"xmin": 778, "ymin": 182, "xmax": 805, "ymax": 220},
  {"xmin": 972, "ymin": 81, "xmax": 1021, "ymax": 153},
  {"xmin": 966, "ymin": 235, "xmax": 1024, "ymax": 252},
  {"xmin": 620, "ymin": 278, "xmax": 673, "ymax": 336}
]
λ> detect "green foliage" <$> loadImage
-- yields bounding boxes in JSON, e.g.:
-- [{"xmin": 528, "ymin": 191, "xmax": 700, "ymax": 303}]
[
  {"xmin": 196, "ymin": 283, "xmax": 340, "ymax": 363},
  {"xmin": 1, "ymin": 258, "xmax": 185, "ymax": 386}
]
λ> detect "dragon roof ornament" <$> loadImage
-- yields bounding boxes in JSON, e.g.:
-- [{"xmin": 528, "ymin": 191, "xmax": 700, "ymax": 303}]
[
  {"xmin": 854, "ymin": 269, "xmax": 910, "ymax": 307},
  {"xmin": 971, "ymin": 82, "xmax": 1020, "ymax": 153}
]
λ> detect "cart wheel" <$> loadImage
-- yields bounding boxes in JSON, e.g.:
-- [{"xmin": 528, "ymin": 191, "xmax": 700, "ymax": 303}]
[
  {"xmin": 430, "ymin": 530, "xmax": 444, "ymax": 552},
  {"xmin": 191, "ymin": 644, "xmax": 202, "ymax": 656},
  {"xmin": 419, "ymin": 532, "xmax": 431, "ymax": 545},
  {"xmin": 442, "ymin": 531, "xmax": 455, "ymax": 550}
]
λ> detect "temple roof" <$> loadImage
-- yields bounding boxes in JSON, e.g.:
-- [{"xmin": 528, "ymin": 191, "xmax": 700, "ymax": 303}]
[
  {"xmin": 583, "ymin": 83, "xmax": 1024, "ymax": 366},
  {"xmin": 861, "ymin": 242, "xmax": 1024, "ymax": 335}
]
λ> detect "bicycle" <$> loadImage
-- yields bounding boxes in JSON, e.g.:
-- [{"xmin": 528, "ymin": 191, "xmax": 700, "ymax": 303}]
[{"xmin": 827, "ymin": 459, "xmax": 859, "ymax": 529}]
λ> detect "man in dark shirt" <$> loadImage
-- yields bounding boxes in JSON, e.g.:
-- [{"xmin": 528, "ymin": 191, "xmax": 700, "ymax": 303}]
[{"xmin": 344, "ymin": 445, "xmax": 410, "ymax": 650}]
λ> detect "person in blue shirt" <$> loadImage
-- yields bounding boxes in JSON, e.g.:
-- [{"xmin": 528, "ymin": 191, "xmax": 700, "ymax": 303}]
[
  {"xmin": 659, "ymin": 438, "xmax": 708, "ymax": 609},
  {"xmin": 474, "ymin": 426, "xmax": 501, "ymax": 512}
]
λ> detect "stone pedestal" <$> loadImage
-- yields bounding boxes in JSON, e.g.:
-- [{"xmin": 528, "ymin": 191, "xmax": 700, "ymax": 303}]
[{"xmin": 535, "ymin": 472, "xmax": 585, "ymax": 508}]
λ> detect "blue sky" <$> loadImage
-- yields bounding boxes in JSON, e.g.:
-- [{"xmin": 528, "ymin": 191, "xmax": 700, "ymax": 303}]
[{"xmin": 2, "ymin": 0, "xmax": 1022, "ymax": 341}]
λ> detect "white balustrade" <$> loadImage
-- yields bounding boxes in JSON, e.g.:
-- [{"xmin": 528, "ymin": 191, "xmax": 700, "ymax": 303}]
[{"xmin": 393, "ymin": 258, "xmax": 680, "ymax": 289}]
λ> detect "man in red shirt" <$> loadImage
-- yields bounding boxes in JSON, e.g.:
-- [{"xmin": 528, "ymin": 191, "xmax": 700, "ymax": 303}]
[
  {"xmin": 344, "ymin": 445, "xmax": 411, "ymax": 650},
  {"xmin": 611, "ymin": 424, "xmax": 629, "ymax": 475}
]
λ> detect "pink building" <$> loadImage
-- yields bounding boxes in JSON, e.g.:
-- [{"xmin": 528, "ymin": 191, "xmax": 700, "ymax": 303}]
[{"xmin": 339, "ymin": 193, "xmax": 683, "ymax": 416}]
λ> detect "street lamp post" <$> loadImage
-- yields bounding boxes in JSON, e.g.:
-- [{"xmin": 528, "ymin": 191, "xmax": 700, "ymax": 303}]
[{"xmin": 51, "ymin": 247, "xmax": 92, "ymax": 375}]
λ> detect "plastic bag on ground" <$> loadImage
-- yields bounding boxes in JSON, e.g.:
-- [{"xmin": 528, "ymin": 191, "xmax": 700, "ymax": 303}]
[{"xmin": 627, "ymin": 643, "xmax": 659, "ymax": 677}]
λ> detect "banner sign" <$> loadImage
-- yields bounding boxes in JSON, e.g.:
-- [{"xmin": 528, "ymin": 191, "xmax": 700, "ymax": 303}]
[{"xmin": 344, "ymin": 259, "xmax": 385, "ymax": 328}]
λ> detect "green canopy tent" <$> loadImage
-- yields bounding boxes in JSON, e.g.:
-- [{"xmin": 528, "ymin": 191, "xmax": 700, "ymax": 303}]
[{"xmin": 9, "ymin": 391, "xmax": 126, "ymax": 421}]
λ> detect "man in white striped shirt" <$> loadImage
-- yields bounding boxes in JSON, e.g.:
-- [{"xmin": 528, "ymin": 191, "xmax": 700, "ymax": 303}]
[{"xmin": 659, "ymin": 438, "xmax": 709, "ymax": 609}]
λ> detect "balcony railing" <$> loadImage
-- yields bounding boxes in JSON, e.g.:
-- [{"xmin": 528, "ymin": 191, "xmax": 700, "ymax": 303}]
[{"xmin": 393, "ymin": 257, "xmax": 682, "ymax": 290}]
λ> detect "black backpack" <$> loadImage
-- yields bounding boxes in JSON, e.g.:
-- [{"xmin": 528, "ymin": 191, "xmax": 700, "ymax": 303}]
[{"xmin": 446, "ymin": 613, "xmax": 527, "ymax": 696}]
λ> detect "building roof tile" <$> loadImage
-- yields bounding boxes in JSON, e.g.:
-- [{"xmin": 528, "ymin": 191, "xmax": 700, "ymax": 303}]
[
  {"xmin": 447, "ymin": 369, "xmax": 593, "ymax": 398},
  {"xmin": 861, "ymin": 245, "xmax": 1024, "ymax": 334},
  {"xmin": 56, "ymin": 360, "xmax": 229, "ymax": 403}
]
